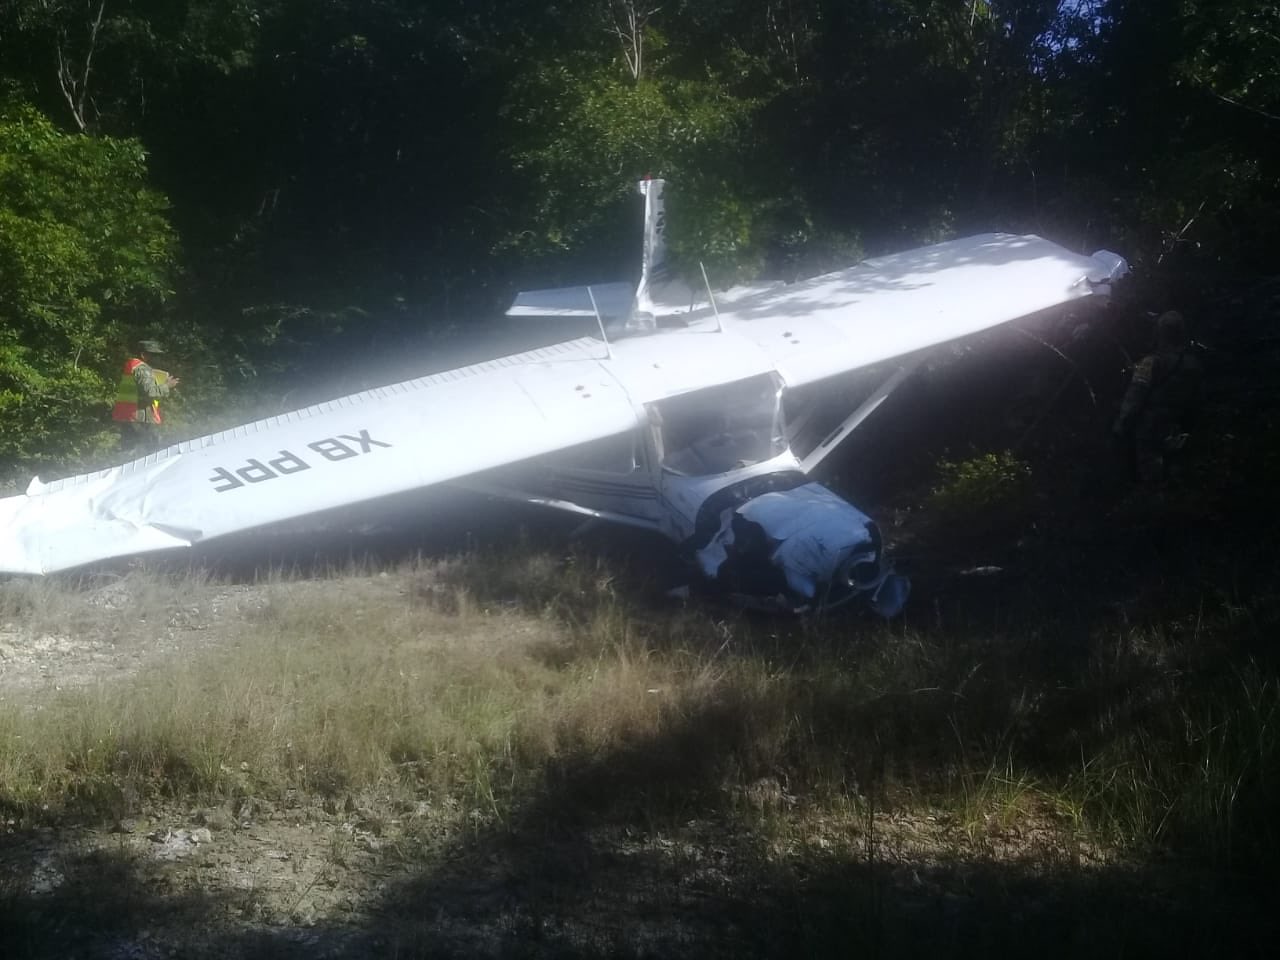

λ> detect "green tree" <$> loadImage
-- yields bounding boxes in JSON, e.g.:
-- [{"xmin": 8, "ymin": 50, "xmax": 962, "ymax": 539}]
[
  {"xmin": 497, "ymin": 6, "xmax": 821, "ymax": 286},
  {"xmin": 0, "ymin": 98, "xmax": 176, "ymax": 472},
  {"xmin": 1020, "ymin": 0, "xmax": 1280, "ymax": 278}
]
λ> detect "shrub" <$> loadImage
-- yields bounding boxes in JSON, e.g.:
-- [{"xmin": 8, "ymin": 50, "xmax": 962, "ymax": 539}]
[{"xmin": 927, "ymin": 450, "xmax": 1032, "ymax": 524}]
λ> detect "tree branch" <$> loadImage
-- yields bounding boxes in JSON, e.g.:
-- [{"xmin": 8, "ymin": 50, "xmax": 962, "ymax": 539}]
[
  {"xmin": 54, "ymin": 0, "xmax": 106, "ymax": 133},
  {"xmin": 1210, "ymin": 89, "xmax": 1280, "ymax": 124},
  {"xmin": 606, "ymin": 2, "xmax": 660, "ymax": 81},
  {"xmin": 1158, "ymin": 198, "xmax": 1208, "ymax": 265}
]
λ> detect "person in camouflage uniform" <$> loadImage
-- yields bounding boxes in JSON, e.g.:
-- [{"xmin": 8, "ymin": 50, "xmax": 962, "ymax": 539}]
[
  {"xmin": 111, "ymin": 340, "xmax": 180, "ymax": 454},
  {"xmin": 1112, "ymin": 311, "xmax": 1203, "ymax": 483}
]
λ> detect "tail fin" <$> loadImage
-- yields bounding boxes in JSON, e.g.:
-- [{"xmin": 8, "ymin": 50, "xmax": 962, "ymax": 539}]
[
  {"xmin": 634, "ymin": 178, "xmax": 668, "ymax": 318},
  {"xmin": 632, "ymin": 178, "xmax": 695, "ymax": 328},
  {"xmin": 507, "ymin": 177, "xmax": 692, "ymax": 334}
]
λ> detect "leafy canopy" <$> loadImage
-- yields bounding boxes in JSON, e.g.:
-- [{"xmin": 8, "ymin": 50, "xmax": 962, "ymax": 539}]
[{"xmin": 0, "ymin": 98, "xmax": 176, "ymax": 472}]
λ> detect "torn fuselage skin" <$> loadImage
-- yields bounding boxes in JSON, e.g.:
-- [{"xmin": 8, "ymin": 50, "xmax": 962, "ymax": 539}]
[
  {"xmin": 690, "ymin": 479, "xmax": 908, "ymax": 616},
  {"xmin": 646, "ymin": 374, "xmax": 908, "ymax": 615}
]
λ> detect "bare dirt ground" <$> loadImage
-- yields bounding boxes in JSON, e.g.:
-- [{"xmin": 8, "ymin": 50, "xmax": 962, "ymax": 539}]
[{"xmin": 0, "ymin": 578, "xmax": 261, "ymax": 693}]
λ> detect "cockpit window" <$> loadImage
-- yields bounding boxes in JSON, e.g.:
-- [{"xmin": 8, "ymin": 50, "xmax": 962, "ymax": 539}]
[{"xmin": 654, "ymin": 374, "xmax": 786, "ymax": 476}]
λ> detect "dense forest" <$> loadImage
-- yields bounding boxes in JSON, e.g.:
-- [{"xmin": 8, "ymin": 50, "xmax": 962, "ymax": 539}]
[{"xmin": 1, "ymin": 0, "xmax": 1276, "ymax": 472}]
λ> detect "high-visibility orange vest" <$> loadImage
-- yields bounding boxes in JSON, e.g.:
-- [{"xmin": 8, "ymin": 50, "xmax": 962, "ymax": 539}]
[{"xmin": 111, "ymin": 358, "xmax": 162, "ymax": 424}]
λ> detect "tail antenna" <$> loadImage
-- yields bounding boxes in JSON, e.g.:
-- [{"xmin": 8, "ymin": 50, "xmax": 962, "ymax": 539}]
[
  {"xmin": 699, "ymin": 262, "xmax": 724, "ymax": 333},
  {"xmin": 586, "ymin": 285, "xmax": 613, "ymax": 359}
]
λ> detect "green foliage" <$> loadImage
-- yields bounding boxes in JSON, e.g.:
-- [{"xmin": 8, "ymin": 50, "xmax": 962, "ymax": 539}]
[
  {"xmin": 501, "ymin": 61, "xmax": 768, "ymax": 270},
  {"xmin": 927, "ymin": 451, "xmax": 1033, "ymax": 522},
  {"xmin": 663, "ymin": 180, "xmax": 769, "ymax": 283},
  {"xmin": 1177, "ymin": 0, "xmax": 1280, "ymax": 117},
  {"xmin": 0, "ymin": 99, "xmax": 176, "ymax": 472},
  {"xmin": 1022, "ymin": 0, "xmax": 1280, "ymax": 275}
]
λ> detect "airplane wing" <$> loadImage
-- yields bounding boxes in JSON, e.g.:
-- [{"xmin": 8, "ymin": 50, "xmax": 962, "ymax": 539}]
[
  {"xmin": 707, "ymin": 233, "xmax": 1127, "ymax": 389},
  {"xmin": 0, "ymin": 338, "xmax": 642, "ymax": 575},
  {"xmin": 0, "ymin": 232, "xmax": 1124, "ymax": 576}
]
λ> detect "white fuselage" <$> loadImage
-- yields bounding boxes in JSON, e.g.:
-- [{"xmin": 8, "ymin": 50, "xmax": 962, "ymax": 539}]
[{"xmin": 468, "ymin": 370, "xmax": 901, "ymax": 613}]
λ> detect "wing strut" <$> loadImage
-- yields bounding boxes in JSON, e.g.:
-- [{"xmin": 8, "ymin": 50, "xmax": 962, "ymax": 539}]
[
  {"xmin": 699, "ymin": 262, "xmax": 725, "ymax": 334},
  {"xmin": 586, "ymin": 285, "xmax": 613, "ymax": 359},
  {"xmin": 799, "ymin": 359, "xmax": 924, "ymax": 474}
]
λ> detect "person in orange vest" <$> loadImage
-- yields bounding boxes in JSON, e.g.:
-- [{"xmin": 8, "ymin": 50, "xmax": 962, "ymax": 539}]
[{"xmin": 111, "ymin": 340, "xmax": 180, "ymax": 453}]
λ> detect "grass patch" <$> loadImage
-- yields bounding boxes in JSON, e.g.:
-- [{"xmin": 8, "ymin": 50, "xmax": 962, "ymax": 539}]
[
  {"xmin": 0, "ymin": 548, "xmax": 1276, "ymax": 882},
  {"xmin": 1066, "ymin": 664, "xmax": 1280, "ymax": 867}
]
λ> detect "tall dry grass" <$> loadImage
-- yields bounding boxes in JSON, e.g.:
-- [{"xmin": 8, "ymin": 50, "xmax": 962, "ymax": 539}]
[{"xmin": 0, "ymin": 547, "xmax": 1276, "ymax": 874}]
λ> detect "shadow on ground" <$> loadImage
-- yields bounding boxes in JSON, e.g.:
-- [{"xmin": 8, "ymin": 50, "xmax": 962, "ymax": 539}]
[{"xmin": 4, "ymin": 694, "xmax": 1277, "ymax": 959}]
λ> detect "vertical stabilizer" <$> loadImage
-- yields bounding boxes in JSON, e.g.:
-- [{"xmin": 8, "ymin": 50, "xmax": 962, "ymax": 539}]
[
  {"xmin": 507, "ymin": 177, "xmax": 694, "ymax": 335},
  {"xmin": 632, "ymin": 178, "xmax": 697, "ymax": 330},
  {"xmin": 631, "ymin": 178, "xmax": 667, "ymax": 331}
]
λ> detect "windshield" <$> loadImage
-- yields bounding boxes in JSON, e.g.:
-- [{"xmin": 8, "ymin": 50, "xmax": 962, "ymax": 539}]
[{"xmin": 655, "ymin": 374, "xmax": 786, "ymax": 476}]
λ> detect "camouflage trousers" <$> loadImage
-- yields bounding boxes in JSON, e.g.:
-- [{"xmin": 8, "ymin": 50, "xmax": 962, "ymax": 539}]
[{"xmin": 119, "ymin": 421, "xmax": 166, "ymax": 457}]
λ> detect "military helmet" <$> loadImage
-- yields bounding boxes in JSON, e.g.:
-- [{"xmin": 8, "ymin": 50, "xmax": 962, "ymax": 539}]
[{"xmin": 137, "ymin": 339, "xmax": 166, "ymax": 355}]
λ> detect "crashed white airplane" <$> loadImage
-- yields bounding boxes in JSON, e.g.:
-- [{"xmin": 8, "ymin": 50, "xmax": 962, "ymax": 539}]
[{"xmin": 0, "ymin": 179, "xmax": 1127, "ymax": 614}]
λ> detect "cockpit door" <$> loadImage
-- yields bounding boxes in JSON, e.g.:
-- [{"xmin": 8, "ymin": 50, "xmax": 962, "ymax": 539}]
[{"xmin": 645, "ymin": 373, "xmax": 791, "ymax": 537}]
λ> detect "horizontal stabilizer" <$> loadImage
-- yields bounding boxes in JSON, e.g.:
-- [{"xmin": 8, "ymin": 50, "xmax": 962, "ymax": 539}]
[{"xmin": 506, "ymin": 282, "xmax": 635, "ymax": 320}]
